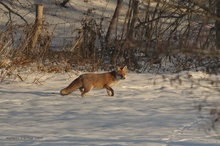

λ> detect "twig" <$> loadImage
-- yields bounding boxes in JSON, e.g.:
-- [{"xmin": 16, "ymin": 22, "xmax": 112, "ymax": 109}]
[{"xmin": 0, "ymin": 1, "xmax": 28, "ymax": 24}]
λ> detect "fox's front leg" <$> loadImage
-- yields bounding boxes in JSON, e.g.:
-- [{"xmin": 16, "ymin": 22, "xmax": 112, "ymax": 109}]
[{"xmin": 104, "ymin": 84, "xmax": 114, "ymax": 96}]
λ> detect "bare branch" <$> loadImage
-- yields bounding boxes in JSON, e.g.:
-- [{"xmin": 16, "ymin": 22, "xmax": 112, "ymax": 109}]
[{"xmin": 0, "ymin": 1, "xmax": 28, "ymax": 24}]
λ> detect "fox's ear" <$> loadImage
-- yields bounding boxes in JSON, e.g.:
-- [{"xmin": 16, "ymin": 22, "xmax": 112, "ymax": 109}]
[
  {"xmin": 115, "ymin": 66, "xmax": 121, "ymax": 71},
  {"xmin": 122, "ymin": 65, "xmax": 127, "ymax": 71}
]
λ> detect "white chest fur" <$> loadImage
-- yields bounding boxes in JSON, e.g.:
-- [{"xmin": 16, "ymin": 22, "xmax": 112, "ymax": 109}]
[{"xmin": 109, "ymin": 80, "xmax": 121, "ymax": 87}]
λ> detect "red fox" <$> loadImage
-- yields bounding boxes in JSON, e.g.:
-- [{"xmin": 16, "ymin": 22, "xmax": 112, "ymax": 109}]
[{"xmin": 60, "ymin": 66, "xmax": 127, "ymax": 97}]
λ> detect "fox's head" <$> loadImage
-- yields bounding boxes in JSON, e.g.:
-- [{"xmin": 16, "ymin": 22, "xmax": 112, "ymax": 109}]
[{"xmin": 115, "ymin": 66, "xmax": 127, "ymax": 80}]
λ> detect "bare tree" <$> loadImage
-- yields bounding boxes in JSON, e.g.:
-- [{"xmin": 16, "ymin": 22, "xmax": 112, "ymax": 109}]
[{"xmin": 0, "ymin": 1, "xmax": 27, "ymax": 24}]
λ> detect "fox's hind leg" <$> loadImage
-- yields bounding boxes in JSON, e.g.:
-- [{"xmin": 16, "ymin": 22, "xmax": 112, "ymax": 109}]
[
  {"xmin": 81, "ymin": 85, "xmax": 93, "ymax": 97},
  {"xmin": 104, "ymin": 84, "xmax": 114, "ymax": 96},
  {"xmin": 79, "ymin": 87, "xmax": 84, "ymax": 92},
  {"xmin": 81, "ymin": 88, "xmax": 90, "ymax": 97}
]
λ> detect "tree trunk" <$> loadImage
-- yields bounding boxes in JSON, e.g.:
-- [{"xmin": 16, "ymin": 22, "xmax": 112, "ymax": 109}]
[
  {"xmin": 126, "ymin": 0, "xmax": 139, "ymax": 38},
  {"xmin": 29, "ymin": 4, "xmax": 43, "ymax": 51},
  {"xmin": 216, "ymin": 1, "xmax": 220, "ymax": 49},
  {"xmin": 105, "ymin": 0, "xmax": 123, "ymax": 47}
]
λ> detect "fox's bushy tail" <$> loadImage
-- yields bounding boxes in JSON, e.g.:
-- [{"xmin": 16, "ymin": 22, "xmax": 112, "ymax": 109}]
[{"xmin": 60, "ymin": 76, "xmax": 82, "ymax": 96}]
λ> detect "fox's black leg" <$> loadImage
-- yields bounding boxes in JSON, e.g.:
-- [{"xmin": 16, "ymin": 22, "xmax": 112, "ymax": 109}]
[
  {"xmin": 104, "ymin": 84, "xmax": 114, "ymax": 96},
  {"xmin": 79, "ymin": 87, "xmax": 84, "ymax": 92}
]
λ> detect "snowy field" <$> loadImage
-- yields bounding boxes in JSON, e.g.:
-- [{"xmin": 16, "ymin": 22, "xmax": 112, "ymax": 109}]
[{"xmin": 0, "ymin": 71, "xmax": 220, "ymax": 145}]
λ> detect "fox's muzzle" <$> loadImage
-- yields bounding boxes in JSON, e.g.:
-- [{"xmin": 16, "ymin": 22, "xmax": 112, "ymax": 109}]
[{"xmin": 121, "ymin": 75, "xmax": 126, "ymax": 79}]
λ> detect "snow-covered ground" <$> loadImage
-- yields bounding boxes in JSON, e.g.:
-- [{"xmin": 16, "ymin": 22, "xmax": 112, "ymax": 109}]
[
  {"xmin": 1, "ymin": 1, "xmax": 220, "ymax": 145},
  {"xmin": 0, "ymin": 71, "xmax": 220, "ymax": 145}
]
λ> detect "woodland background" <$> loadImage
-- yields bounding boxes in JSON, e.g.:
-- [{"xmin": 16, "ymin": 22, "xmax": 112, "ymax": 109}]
[{"xmin": 0, "ymin": 0, "xmax": 220, "ymax": 74}]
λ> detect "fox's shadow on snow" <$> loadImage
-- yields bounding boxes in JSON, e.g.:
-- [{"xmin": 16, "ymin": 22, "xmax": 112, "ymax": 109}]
[
  {"xmin": 0, "ymin": 90, "xmax": 60, "ymax": 97},
  {"xmin": 0, "ymin": 90, "xmax": 106, "ymax": 97}
]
